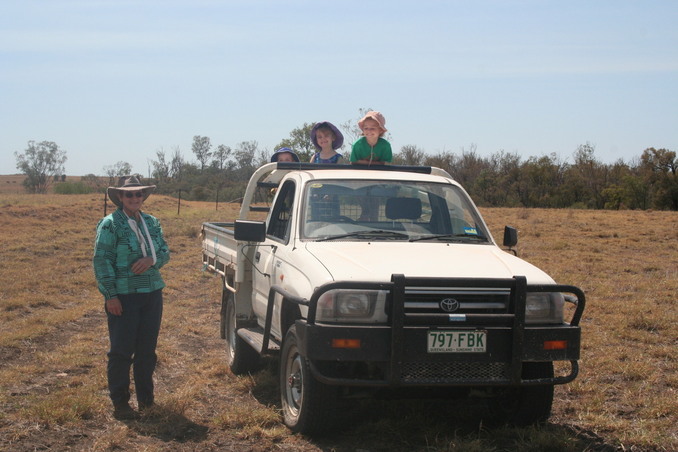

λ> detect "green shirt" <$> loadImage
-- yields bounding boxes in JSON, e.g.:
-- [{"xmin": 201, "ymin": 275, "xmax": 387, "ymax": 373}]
[
  {"xmin": 350, "ymin": 137, "xmax": 392, "ymax": 163},
  {"xmin": 93, "ymin": 208, "xmax": 170, "ymax": 300}
]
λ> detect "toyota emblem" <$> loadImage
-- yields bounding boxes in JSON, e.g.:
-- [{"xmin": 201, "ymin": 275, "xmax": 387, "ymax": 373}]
[{"xmin": 439, "ymin": 298, "xmax": 460, "ymax": 312}]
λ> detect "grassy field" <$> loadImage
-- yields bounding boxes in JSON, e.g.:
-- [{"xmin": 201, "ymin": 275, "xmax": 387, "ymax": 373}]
[
  {"xmin": 0, "ymin": 191, "xmax": 675, "ymax": 451},
  {"xmin": 0, "ymin": 174, "xmax": 28, "ymax": 194},
  {"xmin": 0, "ymin": 174, "xmax": 89, "ymax": 195}
]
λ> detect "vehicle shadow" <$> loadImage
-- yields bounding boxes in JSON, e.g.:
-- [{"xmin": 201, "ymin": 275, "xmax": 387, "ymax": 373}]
[
  {"xmin": 251, "ymin": 360, "xmax": 618, "ymax": 451},
  {"xmin": 327, "ymin": 398, "xmax": 619, "ymax": 451}
]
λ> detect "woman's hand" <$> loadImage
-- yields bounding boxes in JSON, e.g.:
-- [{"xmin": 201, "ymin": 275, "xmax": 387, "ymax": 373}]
[
  {"xmin": 106, "ymin": 298, "xmax": 123, "ymax": 316},
  {"xmin": 131, "ymin": 256, "xmax": 154, "ymax": 275}
]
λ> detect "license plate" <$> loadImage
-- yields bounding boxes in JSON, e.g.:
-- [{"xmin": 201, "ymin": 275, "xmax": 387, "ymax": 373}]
[{"xmin": 427, "ymin": 330, "xmax": 486, "ymax": 353}]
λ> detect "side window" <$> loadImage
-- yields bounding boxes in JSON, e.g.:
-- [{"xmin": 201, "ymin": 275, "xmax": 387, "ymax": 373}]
[{"xmin": 267, "ymin": 181, "xmax": 295, "ymax": 241}]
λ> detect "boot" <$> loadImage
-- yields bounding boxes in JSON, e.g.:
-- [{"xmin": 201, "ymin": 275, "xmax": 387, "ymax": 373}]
[{"xmin": 113, "ymin": 402, "xmax": 140, "ymax": 420}]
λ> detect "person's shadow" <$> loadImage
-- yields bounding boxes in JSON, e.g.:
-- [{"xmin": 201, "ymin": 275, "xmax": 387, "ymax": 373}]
[{"xmin": 121, "ymin": 405, "xmax": 209, "ymax": 443}]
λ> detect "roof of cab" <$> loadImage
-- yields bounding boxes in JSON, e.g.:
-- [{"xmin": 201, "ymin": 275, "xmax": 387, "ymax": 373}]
[{"xmin": 260, "ymin": 162, "xmax": 454, "ymax": 185}]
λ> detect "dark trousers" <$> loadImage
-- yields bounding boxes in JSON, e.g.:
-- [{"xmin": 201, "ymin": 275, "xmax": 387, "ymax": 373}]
[{"xmin": 106, "ymin": 290, "xmax": 163, "ymax": 407}]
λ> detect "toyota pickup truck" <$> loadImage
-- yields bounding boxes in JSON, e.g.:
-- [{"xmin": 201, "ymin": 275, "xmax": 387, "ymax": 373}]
[{"xmin": 201, "ymin": 162, "xmax": 585, "ymax": 434}]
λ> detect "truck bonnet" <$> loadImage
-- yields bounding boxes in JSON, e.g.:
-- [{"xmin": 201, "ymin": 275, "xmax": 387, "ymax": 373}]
[{"xmin": 303, "ymin": 241, "xmax": 555, "ymax": 284}]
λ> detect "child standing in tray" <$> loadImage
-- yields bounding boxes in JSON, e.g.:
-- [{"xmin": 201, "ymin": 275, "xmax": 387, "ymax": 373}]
[
  {"xmin": 350, "ymin": 111, "xmax": 392, "ymax": 165},
  {"xmin": 310, "ymin": 121, "xmax": 344, "ymax": 164}
]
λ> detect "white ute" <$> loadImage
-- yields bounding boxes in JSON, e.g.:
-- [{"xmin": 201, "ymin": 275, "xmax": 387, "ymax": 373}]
[{"xmin": 201, "ymin": 162, "xmax": 585, "ymax": 435}]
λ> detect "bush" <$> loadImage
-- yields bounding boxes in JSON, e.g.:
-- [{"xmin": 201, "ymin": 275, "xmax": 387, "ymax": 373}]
[
  {"xmin": 190, "ymin": 185, "xmax": 213, "ymax": 201},
  {"xmin": 54, "ymin": 182, "xmax": 94, "ymax": 194}
]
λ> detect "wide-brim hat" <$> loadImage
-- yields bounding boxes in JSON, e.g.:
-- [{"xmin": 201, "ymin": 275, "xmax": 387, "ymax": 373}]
[
  {"xmin": 310, "ymin": 121, "xmax": 345, "ymax": 150},
  {"xmin": 358, "ymin": 111, "xmax": 387, "ymax": 134},
  {"xmin": 107, "ymin": 175, "xmax": 156, "ymax": 208},
  {"xmin": 270, "ymin": 147, "xmax": 300, "ymax": 162}
]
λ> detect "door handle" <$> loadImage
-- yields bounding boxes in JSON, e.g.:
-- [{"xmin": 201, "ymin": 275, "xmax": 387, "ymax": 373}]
[{"xmin": 255, "ymin": 251, "xmax": 261, "ymax": 263}]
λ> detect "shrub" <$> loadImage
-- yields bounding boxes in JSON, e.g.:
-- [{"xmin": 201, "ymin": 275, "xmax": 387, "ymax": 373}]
[{"xmin": 54, "ymin": 182, "xmax": 94, "ymax": 194}]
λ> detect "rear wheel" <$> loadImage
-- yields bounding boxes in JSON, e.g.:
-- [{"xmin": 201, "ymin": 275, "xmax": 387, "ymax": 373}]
[
  {"xmin": 488, "ymin": 362, "xmax": 554, "ymax": 426},
  {"xmin": 223, "ymin": 289, "xmax": 260, "ymax": 374},
  {"xmin": 279, "ymin": 325, "xmax": 339, "ymax": 434}
]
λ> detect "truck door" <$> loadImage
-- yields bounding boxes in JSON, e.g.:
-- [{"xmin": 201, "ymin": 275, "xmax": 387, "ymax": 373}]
[{"xmin": 251, "ymin": 180, "xmax": 296, "ymax": 334}]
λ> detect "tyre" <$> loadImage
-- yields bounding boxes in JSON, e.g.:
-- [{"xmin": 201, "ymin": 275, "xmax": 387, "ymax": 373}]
[
  {"xmin": 223, "ymin": 289, "xmax": 260, "ymax": 375},
  {"xmin": 279, "ymin": 325, "xmax": 340, "ymax": 434},
  {"xmin": 488, "ymin": 362, "xmax": 554, "ymax": 426}
]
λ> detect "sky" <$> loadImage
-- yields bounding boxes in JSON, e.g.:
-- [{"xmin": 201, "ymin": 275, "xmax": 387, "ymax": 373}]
[{"xmin": 1, "ymin": 0, "xmax": 677, "ymax": 176}]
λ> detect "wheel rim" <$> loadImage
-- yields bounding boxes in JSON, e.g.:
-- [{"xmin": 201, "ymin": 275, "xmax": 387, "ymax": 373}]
[{"xmin": 284, "ymin": 346, "xmax": 303, "ymax": 417}]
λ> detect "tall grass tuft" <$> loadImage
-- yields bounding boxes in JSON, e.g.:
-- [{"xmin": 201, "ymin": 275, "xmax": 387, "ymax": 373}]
[{"xmin": 23, "ymin": 390, "xmax": 102, "ymax": 426}]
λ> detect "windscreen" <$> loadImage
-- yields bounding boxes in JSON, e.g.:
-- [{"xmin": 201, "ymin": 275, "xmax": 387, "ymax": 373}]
[{"xmin": 301, "ymin": 179, "xmax": 490, "ymax": 243}]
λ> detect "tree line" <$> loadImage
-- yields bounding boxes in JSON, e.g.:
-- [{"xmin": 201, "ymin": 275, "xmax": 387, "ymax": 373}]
[
  {"xmin": 402, "ymin": 143, "xmax": 677, "ymax": 210},
  {"xmin": 13, "ymin": 125, "xmax": 678, "ymax": 211}
]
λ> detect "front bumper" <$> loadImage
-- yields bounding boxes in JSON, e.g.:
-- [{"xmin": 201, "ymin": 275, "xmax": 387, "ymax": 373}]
[
  {"xmin": 276, "ymin": 275, "xmax": 585, "ymax": 388},
  {"xmin": 297, "ymin": 322, "xmax": 581, "ymax": 386}
]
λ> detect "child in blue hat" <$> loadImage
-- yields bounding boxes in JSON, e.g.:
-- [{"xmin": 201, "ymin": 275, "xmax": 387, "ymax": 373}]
[{"xmin": 271, "ymin": 147, "xmax": 300, "ymax": 163}]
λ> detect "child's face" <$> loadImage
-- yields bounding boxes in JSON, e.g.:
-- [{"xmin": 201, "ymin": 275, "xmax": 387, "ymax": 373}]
[
  {"xmin": 315, "ymin": 129, "xmax": 335, "ymax": 151},
  {"xmin": 361, "ymin": 118, "xmax": 382, "ymax": 142},
  {"xmin": 277, "ymin": 152, "xmax": 295, "ymax": 162}
]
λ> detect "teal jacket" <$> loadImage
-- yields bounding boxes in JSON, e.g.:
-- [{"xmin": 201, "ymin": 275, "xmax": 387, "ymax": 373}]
[{"xmin": 93, "ymin": 208, "xmax": 170, "ymax": 301}]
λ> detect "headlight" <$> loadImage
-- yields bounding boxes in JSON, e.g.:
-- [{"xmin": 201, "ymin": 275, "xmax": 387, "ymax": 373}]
[
  {"xmin": 525, "ymin": 292, "xmax": 564, "ymax": 324},
  {"xmin": 316, "ymin": 289, "xmax": 389, "ymax": 324}
]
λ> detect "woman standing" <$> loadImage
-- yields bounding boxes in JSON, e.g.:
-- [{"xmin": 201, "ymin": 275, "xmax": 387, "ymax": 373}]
[{"xmin": 93, "ymin": 176, "xmax": 170, "ymax": 420}]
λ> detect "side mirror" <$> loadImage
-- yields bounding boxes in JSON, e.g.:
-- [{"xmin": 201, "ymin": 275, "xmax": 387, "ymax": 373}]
[
  {"xmin": 234, "ymin": 220, "xmax": 266, "ymax": 242},
  {"xmin": 503, "ymin": 226, "xmax": 518, "ymax": 255}
]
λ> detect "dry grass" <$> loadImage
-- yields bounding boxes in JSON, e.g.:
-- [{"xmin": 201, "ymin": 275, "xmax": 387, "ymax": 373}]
[
  {"xmin": 481, "ymin": 208, "xmax": 677, "ymax": 451},
  {"xmin": 0, "ymin": 175, "xmax": 27, "ymax": 195},
  {"xmin": 0, "ymin": 193, "xmax": 676, "ymax": 451},
  {"xmin": 0, "ymin": 174, "xmax": 88, "ymax": 195}
]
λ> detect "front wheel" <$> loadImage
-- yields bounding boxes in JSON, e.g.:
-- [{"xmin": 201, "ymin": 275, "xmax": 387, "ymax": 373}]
[
  {"xmin": 223, "ymin": 289, "xmax": 260, "ymax": 375},
  {"xmin": 488, "ymin": 362, "xmax": 555, "ymax": 426},
  {"xmin": 279, "ymin": 325, "xmax": 339, "ymax": 434}
]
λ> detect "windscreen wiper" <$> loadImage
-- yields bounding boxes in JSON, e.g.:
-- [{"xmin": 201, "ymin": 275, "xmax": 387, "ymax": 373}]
[
  {"xmin": 317, "ymin": 230, "xmax": 410, "ymax": 242},
  {"xmin": 409, "ymin": 233, "xmax": 487, "ymax": 242}
]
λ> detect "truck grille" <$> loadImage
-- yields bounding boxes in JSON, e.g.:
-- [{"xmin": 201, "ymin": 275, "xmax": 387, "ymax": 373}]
[
  {"xmin": 403, "ymin": 286, "xmax": 510, "ymax": 318},
  {"xmin": 401, "ymin": 361, "xmax": 510, "ymax": 383}
]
